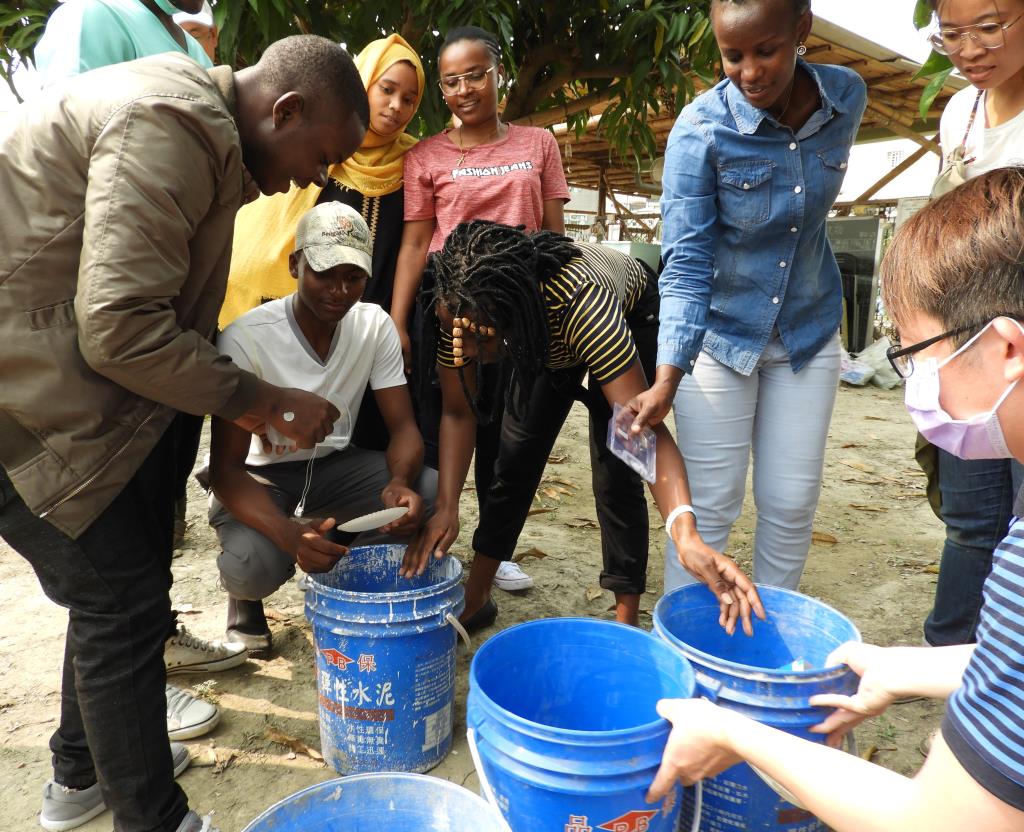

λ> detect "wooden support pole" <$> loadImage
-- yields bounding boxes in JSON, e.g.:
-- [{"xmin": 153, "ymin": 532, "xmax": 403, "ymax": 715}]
[{"xmin": 852, "ymin": 133, "xmax": 939, "ymax": 203}]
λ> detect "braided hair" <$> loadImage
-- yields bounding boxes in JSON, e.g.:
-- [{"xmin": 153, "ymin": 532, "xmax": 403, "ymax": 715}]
[{"xmin": 419, "ymin": 220, "xmax": 579, "ymax": 424}]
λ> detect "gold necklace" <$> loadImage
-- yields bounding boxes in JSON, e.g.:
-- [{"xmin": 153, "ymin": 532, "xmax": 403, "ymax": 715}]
[{"xmin": 456, "ymin": 122, "xmax": 503, "ymax": 168}]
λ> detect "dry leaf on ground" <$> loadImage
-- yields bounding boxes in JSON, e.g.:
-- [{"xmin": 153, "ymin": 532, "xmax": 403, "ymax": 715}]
[
  {"xmin": 265, "ymin": 726, "xmax": 324, "ymax": 761},
  {"xmin": 547, "ymin": 454, "xmax": 569, "ymax": 464},
  {"xmin": 264, "ymin": 608, "xmax": 291, "ymax": 622},
  {"xmin": 812, "ymin": 531, "xmax": 839, "ymax": 545},
  {"xmin": 849, "ymin": 504, "xmax": 888, "ymax": 513},
  {"xmin": 527, "ymin": 507, "xmax": 555, "ymax": 517},
  {"xmin": 585, "ymin": 586, "xmax": 603, "ymax": 602},
  {"xmin": 512, "ymin": 547, "xmax": 548, "ymax": 564},
  {"xmin": 565, "ymin": 518, "xmax": 598, "ymax": 529}
]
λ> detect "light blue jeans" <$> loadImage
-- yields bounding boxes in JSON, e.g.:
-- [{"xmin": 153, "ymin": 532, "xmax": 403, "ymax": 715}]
[{"xmin": 665, "ymin": 333, "xmax": 841, "ymax": 592}]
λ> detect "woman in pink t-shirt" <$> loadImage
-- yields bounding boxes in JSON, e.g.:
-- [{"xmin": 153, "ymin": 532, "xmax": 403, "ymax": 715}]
[{"xmin": 390, "ymin": 25, "xmax": 569, "ymax": 601}]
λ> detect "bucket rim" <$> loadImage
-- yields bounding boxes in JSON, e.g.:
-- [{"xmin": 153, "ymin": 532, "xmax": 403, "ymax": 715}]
[
  {"xmin": 470, "ymin": 616, "xmax": 694, "ymax": 740},
  {"xmin": 653, "ymin": 584, "xmax": 862, "ymax": 680},
  {"xmin": 307, "ymin": 545, "xmax": 464, "ymax": 603},
  {"xmin": 240, "ymin": 772, "xmax": 499, "ymax": 831}
]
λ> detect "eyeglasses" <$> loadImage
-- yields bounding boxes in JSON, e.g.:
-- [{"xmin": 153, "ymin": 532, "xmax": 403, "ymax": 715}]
[
  {"xmin": 438, "ymin": 66, "xmax": 496, "ymax": 96},
  {"xmin": 886, "ymin": 321, "xmax": 986, "ymax": 378},
  {"xmin": 928, "ymin": 10, "xmax": 1024, "ymax": 55}
]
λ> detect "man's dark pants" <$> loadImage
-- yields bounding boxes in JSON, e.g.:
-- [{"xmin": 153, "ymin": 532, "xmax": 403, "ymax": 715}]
[{"xmin": 0, "ymin": 415, "xmax": 198, "ymax": 831}]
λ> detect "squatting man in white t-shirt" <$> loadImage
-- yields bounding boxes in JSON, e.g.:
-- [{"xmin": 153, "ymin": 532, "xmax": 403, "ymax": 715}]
[{"xmin": 208, "ymin": 202, "xmax": 437, "ymax": 655}]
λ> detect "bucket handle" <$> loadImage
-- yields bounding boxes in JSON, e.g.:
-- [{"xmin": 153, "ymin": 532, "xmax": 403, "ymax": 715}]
[
  {"xmin": 466, "ymin": 727, "xmax": 514, "ymax": 832},
  {"xmin": 446, "ymin": 613, "xmax": 472, "ymax": 650},
  {"xmin": 695, "ymin": 673, "xmax": 722, "ymax": 703},
  {"xmin": 749, "ymin": 731, "xmax": 856, "ymax": 811}
]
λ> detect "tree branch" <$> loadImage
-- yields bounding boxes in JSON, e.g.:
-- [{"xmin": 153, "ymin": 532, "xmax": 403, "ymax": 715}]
[{"xmin": 510, "ymin": 88, "xmax": 617, "ymax": 129}]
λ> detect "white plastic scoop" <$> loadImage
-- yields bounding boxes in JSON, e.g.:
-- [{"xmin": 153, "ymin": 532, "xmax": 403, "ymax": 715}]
[{"xmin": 337, "ymin": 506, "xmax": 409, "ymax": 533}]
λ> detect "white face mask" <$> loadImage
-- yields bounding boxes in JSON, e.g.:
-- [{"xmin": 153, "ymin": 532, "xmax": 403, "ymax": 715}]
[{"xmin": 904, "ymin": 320, "xmax": 1022, "ymax": 460}]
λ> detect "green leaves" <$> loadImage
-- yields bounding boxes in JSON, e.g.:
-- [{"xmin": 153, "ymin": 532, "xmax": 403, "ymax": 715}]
[
  {"xmin": 919, "ymin": 65, "xmax": 953, "ymax": 120},
  {"xmin": 913, "ymin": 0, "xmax": 934, "ymax": 30},
  {"xmin": 0, "ymin": 0, "xmax": 720, "ymax": 164}
]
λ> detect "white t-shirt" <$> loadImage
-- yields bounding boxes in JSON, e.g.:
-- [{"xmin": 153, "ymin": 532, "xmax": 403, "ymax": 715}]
[
  {"xmin": 217, "ymin": 296, "xmax": 406, "ymax": 466},
  {"xmin": 939, "ymin": 85, "xmax": 1024, "ymax": 178}
]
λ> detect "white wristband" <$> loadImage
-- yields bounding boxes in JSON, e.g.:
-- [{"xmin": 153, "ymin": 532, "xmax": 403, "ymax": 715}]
[{"xmin": 665, "ymin": 504, "xmax": 696, "ymax": 536}]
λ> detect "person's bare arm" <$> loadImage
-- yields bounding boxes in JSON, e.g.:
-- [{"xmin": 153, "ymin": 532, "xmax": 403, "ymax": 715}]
[
  {"xmin": 541, "ymin": 198, "xmax": 565, "ymax": 233},
  {"xmin": 209, "ymin": 417, "xmax": 346, "ymax": 573},
  {"xmin": 649, "ymin": 698, "xmax": 1024, "ymax": 832},
  {"xmin": 390, "ymin": 219, "xmax": 436, "ymax": 372},
  {"xmin": 373, "ymin": 383, "xmax": 425, "ymax": 536},
  {"xmin": 601, "ymin": 362, "xmax": 764, "ymax": 635},
  {"xmin": 401, "ymin": 364, "xmax": 477, "ymax": 576}
]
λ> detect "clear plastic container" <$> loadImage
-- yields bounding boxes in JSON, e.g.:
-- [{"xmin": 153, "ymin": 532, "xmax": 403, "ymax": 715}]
[{"xmin": 606, "ymin": 402, "xmax": 657, "ymax": 483}]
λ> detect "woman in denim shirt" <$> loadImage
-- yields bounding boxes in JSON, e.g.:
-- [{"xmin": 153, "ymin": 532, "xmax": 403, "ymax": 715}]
[{"xmin": 631, "ymin": 0, "xmax": 866, "ymax": 593}]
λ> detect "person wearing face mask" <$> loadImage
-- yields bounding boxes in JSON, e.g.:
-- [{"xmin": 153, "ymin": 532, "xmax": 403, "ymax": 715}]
[
  {"xmin": 916, "ymin": 0, "xmax": 1024, "ymax": 650},
  {"xmin": 34, "ymin": 0, "xmax": 214, "ymax": 86},
  {"xmin": 628, "ymin": 0, "xmax": 866, "ymax": 596},
  {"xmin": 221, "ymin": 35, "xmax": 425, "ymax": 456},
  {"xmin": 646, "ymin": 167, "xmax": 1024, "ymax": 832}
]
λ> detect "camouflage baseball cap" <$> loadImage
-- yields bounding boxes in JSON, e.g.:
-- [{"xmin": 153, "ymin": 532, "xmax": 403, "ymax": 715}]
[{"xmin": 293, "ymin": 202, "xmax": 373, "ymax": 277}]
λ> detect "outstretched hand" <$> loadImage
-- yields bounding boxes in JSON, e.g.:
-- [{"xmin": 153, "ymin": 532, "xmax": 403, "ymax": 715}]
[
  {"xmin": 808, "ymin": 642, "xmax": 902, "ymax": 747},
  {"xmin": 646, "ymin": 699, "xmax": 743, "ymax": 802},
  {"xmin": 288, "ymin": 517, "xmax": 348, "ymax": 574},
  {"xmin": 674, "ymin": 532, "xmax": 765, "ymax": 636},
  {"xmin": 400, "ymin": 507, "xmax": 459, "ymax": 578}
]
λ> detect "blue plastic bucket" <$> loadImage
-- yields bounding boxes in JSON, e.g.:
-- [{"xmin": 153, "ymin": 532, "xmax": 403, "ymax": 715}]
[
  {"xmin": 305, "ymin": 544, "xmax": 464, "ymax": 775},
  {"xmin": 241, "ymin": 772, "xmax": 509, "ymax": 831},
  {"xmin": 468, "ymin": 617, "xmax": 696, "ymax": 832},
  {"xmin": 653, "ymin": 584, "xmax": 861, "ymax": 831}
]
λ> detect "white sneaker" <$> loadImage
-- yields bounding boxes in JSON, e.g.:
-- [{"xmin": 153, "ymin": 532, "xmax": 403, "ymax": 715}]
[
  {"xmin": 165, "ymin": 624, "xmax": 247, "ymax": 676},
  {"xmin": 494, "ymin": 561, "xmax": 534, "ymax": 591},
  {"xmin": 166, "ymin": 684, "xmax": 220, "ymax": 740}
]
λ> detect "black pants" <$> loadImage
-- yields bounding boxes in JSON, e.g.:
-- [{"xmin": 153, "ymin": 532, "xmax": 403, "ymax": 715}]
[
  {"xmin": 472, "ymin": 278, "xmax": 660, "ymax": 595},
  {"xmin": 0, "ymin": 417, "xmax": 197, "ymax": 832}
]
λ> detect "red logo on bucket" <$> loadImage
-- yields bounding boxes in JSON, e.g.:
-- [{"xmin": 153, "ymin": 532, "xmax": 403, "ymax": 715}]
[
  {"xmin": 320, "ymin": 648, "xmax": 355, "ymax": 670},
  {"xmin": 597, "ymin": 810, "xmax": 659, "ymax": 832}
]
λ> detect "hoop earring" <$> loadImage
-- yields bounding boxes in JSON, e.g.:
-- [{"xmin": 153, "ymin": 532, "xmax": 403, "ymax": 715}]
[{"xmin": 796, "ymin": 43, "xmax": 807, "ymax": 56}]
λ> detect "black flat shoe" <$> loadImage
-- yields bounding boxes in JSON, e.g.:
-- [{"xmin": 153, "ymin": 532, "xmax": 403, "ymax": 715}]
[{"xmin": 461, "ymin": 597, "xmax": 498, "ymax": 634}]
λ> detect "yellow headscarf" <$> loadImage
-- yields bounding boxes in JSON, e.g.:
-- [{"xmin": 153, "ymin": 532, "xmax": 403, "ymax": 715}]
[{"xmin": 219, "ymin": 34, "xmax": 425, "ymax": 329}]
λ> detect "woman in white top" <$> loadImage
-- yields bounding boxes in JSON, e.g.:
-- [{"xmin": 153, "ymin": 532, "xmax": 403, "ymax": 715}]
[{"xmin": 922, "ymin": 0, "xmax": 1024, "ymax": 648}]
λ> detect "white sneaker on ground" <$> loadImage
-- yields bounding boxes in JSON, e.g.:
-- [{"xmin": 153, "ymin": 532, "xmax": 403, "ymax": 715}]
[
  {"xmin": 165, "ymin": 624, "xmax": 247, "ymax": 675},
  {"xmin": 494, "ymin": 561, "xmax": 534, "ymax": 592},
  {"xmin": 166, "ymin": 684, "xmax": 220, "ymax": 740}
]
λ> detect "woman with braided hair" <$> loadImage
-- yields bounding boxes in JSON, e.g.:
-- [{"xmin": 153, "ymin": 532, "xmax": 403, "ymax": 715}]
[{"xmin": 403, "ymin": 220, "xmax": 764, "ymax": 633}]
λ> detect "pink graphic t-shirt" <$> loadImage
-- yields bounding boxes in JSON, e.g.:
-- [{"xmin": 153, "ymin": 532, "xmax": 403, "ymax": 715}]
[{"xmin": 403, "ymin": 124, "xmax": 570, "ymax": 252}]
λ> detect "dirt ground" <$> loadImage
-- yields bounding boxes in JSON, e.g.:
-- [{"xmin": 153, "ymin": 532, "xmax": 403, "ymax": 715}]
[{"xmin": 0, "ymin": 383, "xmax": 948, "ymax": 831}]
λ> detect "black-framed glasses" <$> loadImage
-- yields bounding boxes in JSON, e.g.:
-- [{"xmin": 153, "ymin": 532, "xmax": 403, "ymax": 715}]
[
  {"xmin": 928, "ymin": 10, "xmax": 1024, "ymax": 55},
  {"xmin": 438, "ymin": 66, "xmax": 497, "ymax": 96},
  {"xmin": 886, "ymin": 321, "xmax": 984, "ymax": 378}
]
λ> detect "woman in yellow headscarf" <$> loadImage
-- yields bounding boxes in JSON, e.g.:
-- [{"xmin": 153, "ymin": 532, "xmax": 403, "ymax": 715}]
[{"xmin": 220, "ymin": 33, "xmax": 425, "ymax": 327}]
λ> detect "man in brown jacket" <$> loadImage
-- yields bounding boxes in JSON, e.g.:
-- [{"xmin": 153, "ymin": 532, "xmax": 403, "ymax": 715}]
[{"xmin": 0, "ymin": 36, "xmax": 367, "ymax": 832}]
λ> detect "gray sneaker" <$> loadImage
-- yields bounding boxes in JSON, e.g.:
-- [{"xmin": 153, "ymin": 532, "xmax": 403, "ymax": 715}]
[
  {"xmin": 167, "ymin": 684, "xmax": 220, "ymax": 740},
  {"xmin": 165, "ymin": 624, "xmax": 247, "ymax": 675},
  {"xmin": 175, "ymin": 811, "xmax": 219, "ymax": 832},
  {"xmin": 39, "ymin": 743, "xmax": 190, "ymax": 831},
  {"xmin": 39, "ymin": 782, "xmax": 103, "ymax": 831}
]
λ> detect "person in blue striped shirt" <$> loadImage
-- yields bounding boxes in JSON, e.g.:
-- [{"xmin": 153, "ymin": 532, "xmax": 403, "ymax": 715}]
[{"xmin": 647, "ymin": 166, "xmax": 1024, "ymax": 830}]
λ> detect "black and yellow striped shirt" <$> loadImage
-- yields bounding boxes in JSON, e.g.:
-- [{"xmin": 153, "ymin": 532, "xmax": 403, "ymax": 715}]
[{"xmin": 438, "ymin": 243, "xmax": 648, "ymax": 384}]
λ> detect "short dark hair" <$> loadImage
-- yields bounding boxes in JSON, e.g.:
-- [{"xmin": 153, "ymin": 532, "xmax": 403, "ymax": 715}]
[
  {"xmin": 881, "ymin": 168, "xmax": 1024, "ymax": 343},
  {"xmin": 420, "ymin": 221, "xmax": 578, "ymax": 423},
  {"xmin": 438, "ymin": 25, "xmax": 502, "ymax": 66},
  {"xmin": 259, "ymin": 35, "xmax": 369, "ymax": 129},
  {"xmin": 712, "ymin": 0, "xmax": 812, "ymax": 16}
]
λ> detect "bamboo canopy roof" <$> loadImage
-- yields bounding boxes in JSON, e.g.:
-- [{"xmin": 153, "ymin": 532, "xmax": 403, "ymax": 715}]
[{"xmin": 545, "ymin": 17, "xmax": 967, "ymax": 197}]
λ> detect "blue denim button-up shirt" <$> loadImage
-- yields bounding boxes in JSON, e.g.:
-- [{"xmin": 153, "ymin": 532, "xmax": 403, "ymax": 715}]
[{"xmin": 657, "ymin": 61, "xmax": 866, "ymax": 375}]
